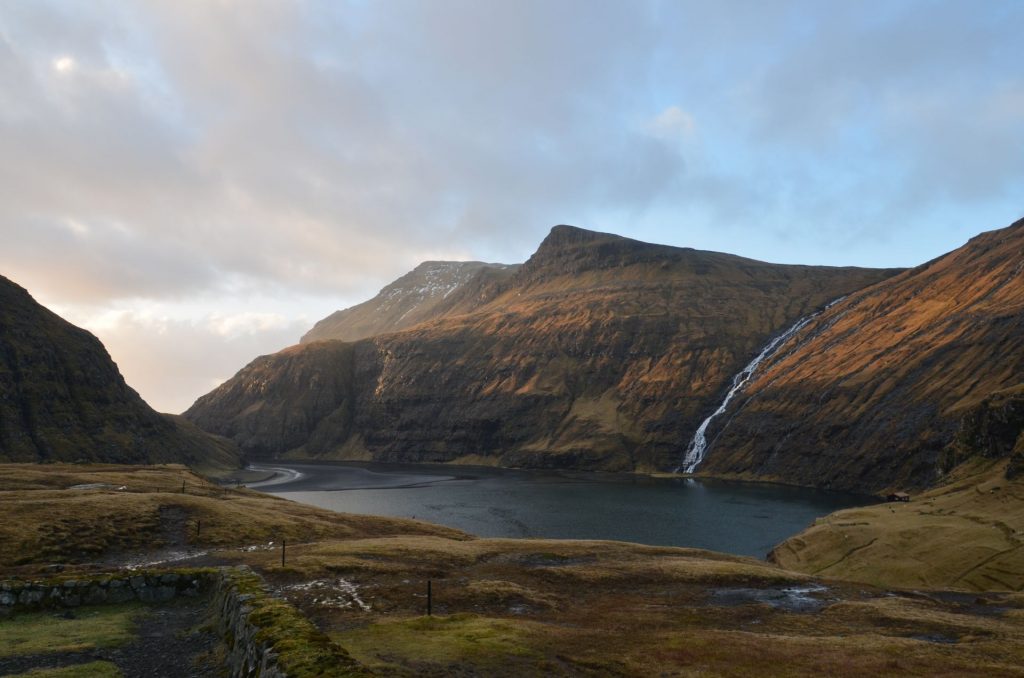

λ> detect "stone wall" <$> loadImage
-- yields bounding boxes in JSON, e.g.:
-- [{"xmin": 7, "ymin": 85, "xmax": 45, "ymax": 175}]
[
  {"xmin": 209, "ymin": 566, "xmax": 365, "ymax": 677},
  {"xmin": 210, "ymin": 568, "xmax": 287, "ymax": 678},
  {"xmin": 0, "ymin": 569, "xmax": 215, "ymax": 616},
  {"xmin": 0, "ymin": 566, "xmax": 362, "ymax": 677}
]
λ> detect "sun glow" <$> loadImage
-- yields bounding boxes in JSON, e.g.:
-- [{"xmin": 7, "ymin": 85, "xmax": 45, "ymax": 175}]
[{"xmin": 52, "ymin": 55, "xmax": 75, "ymax": 74}]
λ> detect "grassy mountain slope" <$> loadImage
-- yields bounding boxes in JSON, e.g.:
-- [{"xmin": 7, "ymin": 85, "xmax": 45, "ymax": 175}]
[
  {"xmin": 701, "ymin": 217, "xmax": 1024, "ymax": 491},
  {"xmin": 0, "ymin": 275, "xmax": 239, "ymax": 471},
  {"xmin": 770, "ymin": 460, "xmax": 1024, "ymax": 591}
]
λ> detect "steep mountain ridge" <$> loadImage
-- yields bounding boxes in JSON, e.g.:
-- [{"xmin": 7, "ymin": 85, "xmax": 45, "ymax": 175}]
[
  {"xmin": 301, "ymin": 260, "xmax": 519, "ymax": 343},
  {"xmin": 187, "ymin": 225, "xmax": 898, "ymax": 472},
  {"xmin": 0, "ymin": 275, "xmax": 239, "ymax": 471},
  {"xmin": 699, "ymin": 217, "xmax": 1024, "ymax": 491}
]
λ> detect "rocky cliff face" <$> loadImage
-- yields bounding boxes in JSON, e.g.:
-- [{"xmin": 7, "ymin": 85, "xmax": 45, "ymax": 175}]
[
  {"xmin": 700, "ymin": 218, "xmax": 1024, "ymax": 491},
  {"xmin": 187, "ymin": 226, "xmax": 898, "ymax": 472},
  {"xmin": 301, "ymin": 261, "xmax": 520, "ymax": 343},
  {"xmin": 940, "ymin": 385, "xmax": 1024, "ymax": 478},
  {"xmin": 0, "ymin": 275, "xmax": 239, "ymax": 470}
]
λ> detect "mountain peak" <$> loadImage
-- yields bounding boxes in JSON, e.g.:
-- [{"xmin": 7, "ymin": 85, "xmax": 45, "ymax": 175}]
[
  {"xmin": 301, "ymin": 260, "xmax": 519, "ymax": 343},
  {"xmin": 544, "ymin": 224, "xmax": 624, "ymax": 245},
  {"xmin": 519, "ymin": 224, "xmax": 676, "ymax": 284}
]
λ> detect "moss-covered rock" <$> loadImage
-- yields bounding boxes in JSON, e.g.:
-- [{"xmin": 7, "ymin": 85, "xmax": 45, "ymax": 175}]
[{"xmin": 212, "ymin": 567, "xmax": 369, "ymax": 677}]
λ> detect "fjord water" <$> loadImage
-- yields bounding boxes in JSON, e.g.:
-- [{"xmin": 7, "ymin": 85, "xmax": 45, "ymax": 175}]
[{"xmin": 248, "ymin": 462, "xmax": 869, "ymax": 557}]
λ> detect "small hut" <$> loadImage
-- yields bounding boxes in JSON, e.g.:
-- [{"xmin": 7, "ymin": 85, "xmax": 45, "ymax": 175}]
[{"xmin": 886, "ymin": 491, "xmax": 910, "ymax": 502}]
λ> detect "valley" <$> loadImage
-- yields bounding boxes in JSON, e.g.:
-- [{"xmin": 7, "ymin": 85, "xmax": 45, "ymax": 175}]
[
  {"xmin": 0, "ymin": 276, "xmax": 239, "ymax": 473},
  {"xmin": 5, "ymin": 2, "xmax": 1024, "ymax": 674},
  {"xmin": 2, "ymin": 220, "xmax": 1023, "ymax": 675}
]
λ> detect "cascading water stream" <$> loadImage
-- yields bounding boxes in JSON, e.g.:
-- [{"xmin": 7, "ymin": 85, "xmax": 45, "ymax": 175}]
[{"xmin": 678, "ymin": 298, "xmax": 845, "ymax": 474}]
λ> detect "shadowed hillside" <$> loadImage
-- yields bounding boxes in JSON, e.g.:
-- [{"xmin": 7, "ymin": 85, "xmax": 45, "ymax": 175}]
[
  {"xmin": 186, "ymin": 225, "xmax": 897, "ymax": 472},
  {"xmin": 0, "ymin": 275, "xmax": 239, "ymax": 472}
]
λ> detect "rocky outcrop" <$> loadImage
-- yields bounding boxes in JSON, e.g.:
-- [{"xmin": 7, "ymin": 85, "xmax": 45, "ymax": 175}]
[
  {"xmin": 939, "ymin": 385, "xmax": 1024, "ymax": 480},
  {"xmin": 187, "ymin": 225, "xmax": 898, "ymax": 472},
  {"xmin": 0, "ymin": 274, "xmax": 239, "ymax": 470},
  {"xmin": 701, "ymin": 218, "xmax": 1024, "ymax": 491}
]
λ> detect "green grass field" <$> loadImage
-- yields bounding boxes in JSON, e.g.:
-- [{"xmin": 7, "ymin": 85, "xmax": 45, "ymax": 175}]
[
  {"xmin": 3, "ymin": 661, "xmax": 122, "ymax": 678},
  {"xmin": 0, "ymin": 604, "xmax": 144, "ymax": 657}
]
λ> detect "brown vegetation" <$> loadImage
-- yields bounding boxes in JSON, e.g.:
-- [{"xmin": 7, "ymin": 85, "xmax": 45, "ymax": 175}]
[
  {"xmin": 705, "ymin": 217, "xmax": 1024, "ymax": 491},
  {"xmin": 226, "ymin": 533, "xmax": 1024, "ymax": 676},
  {"xmin": 0, "ymin": 464, "xmax": 466, "ymax": 573},
  {"xmin": 4, "ymin": 463, "xmax": 1024, "ymax": 675},
  {"xmin": 771, "ymin": 461, "xmax": 1024, "ymax": 591}
]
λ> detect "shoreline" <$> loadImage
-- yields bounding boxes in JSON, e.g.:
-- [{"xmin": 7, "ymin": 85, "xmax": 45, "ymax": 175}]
[{"xmin": 239, "ymin": 456, "xmax": 880, "ymax": 502}]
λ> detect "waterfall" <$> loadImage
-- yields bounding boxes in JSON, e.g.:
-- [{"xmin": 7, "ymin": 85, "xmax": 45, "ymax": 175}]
[{"xmin": 678, "ymin": 298, "xmax": 845, "ymax": 474}]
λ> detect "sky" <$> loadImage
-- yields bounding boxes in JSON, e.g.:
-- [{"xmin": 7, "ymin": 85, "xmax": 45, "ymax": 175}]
[{"xmin": 1, "ymin": 1, "xmax": 1022, "ymax": 414}]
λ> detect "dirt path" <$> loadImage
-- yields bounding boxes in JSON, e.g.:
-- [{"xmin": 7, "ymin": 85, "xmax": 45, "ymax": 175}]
[{"xmin": 0, "ymin": 599, "xmax": 221, "ymax": 677}]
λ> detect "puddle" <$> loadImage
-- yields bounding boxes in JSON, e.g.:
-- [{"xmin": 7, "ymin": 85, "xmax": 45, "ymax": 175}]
[
  {"xmin": 68, "ymin": 483, "xmax": 127, "ymax": 491},
  {"xmin": 709, "ymin": 584, "xmax": 831, "ymax": 612},
  {"xmin": 911, "ymin": 633, "xmax": 958, "ymax": 644},
  {"xmin": 908, "ymin": 590, "xmax": 1012, "ymax": 618},
  {"xmin": 491, "ymin": 553, "xmax": 597, "ymax": 568},
  {"xmin": 117, "ymin": 549, "xmax": 210, "ymax": 571}
]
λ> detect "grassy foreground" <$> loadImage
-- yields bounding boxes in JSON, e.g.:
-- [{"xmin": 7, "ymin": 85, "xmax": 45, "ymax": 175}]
[
  {"xmin": 4, "ymin": 662, "xmax": 122, "ymax": 678},
  {"xmin": 0, "ymin": 463, "xmax": 467, "ymax": 572},
  {"xmin": 771, "ymin": 460, "xmax": 1024, "ymax": 591},
  {"xmin": 3, "ymin": 462, "xmax": 1024, "ymax": 676},
  {"xmin": 0, "ymin": 604, "xmax": 143, "ymax": 657},
  {"xmin": 223, "ymin": 534, "xmax": 1024, "ymax": 676}
]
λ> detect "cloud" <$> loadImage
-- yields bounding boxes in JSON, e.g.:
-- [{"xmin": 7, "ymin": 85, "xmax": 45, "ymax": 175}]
[
  {"xmin": 5, "ymin": 0, "xmax": 1020, "ymax": 307},
  {"xmin": 207, "ymin": 312, "xmax": 291, "ymax": 339},
  {"xmin": 1, "ymin": 0, "xmax": 1022, "ymax": 410},
  {"xmin": 66, "ymin": 307, "xmax": 311, "ymax": 414},
  {"xmin": 0, "ymin": 1, "xmax": 697, "ymax": 307},
  {"xmin": 647, "ymin": 106, "xmax": 696, "ymax": 142}
]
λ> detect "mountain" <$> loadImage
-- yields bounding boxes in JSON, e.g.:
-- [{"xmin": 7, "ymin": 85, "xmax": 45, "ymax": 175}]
[
  {"xmin": 302, "ymin": 261, "xmax": 520, "ymax": 343},
  {"xmin": 0, "ymin": 275, "xmax": 239, "ymax": 472},
  {"xmin": 186, "ymin": 225, "xmax": 898, "ymax": 472},
  {"xmin": 699, "ymin": 217, "xmax": 1024, "ymax": 491}
]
